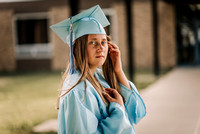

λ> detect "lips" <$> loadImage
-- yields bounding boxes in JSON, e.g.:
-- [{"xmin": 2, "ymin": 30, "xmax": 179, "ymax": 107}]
[{"xmin": 96, "ymin": 55, "xmax": 104, "ymax": 58}]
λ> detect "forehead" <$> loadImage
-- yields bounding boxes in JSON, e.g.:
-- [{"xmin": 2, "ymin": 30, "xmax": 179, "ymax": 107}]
[{"xmin": 87, "ymin": 34, "xmax": 107, "ymax": 40}]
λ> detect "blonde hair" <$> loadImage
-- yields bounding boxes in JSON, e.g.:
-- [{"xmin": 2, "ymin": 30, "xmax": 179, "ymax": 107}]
[{"xmin": 56, "ymin": 35, "xmax": 120, "ymax": 109}]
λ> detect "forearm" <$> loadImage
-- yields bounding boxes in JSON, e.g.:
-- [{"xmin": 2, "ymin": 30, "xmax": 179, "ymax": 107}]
[{"xmin": 115, "ymin": 69, "xmax": 131, "ymax": 90}]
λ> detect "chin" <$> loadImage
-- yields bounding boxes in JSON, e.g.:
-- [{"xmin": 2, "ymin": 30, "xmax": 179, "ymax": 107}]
[
  {"xmin": 97, "ymin": 62, "xmax": 104, "ymax": 67},
  {"xmin": 95, "ymin": 61, "xmax": 105, "ymax": 67},
  {"xmin": 90, "ymin": 59, "xmax": 106, "ymax": 68}
]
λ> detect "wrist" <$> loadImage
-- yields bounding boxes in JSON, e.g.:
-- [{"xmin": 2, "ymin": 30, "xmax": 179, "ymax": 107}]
[
  {"xmin": 114, "ymin": 68, "xmax": 124, "ymax": 76},
  {"xmin": 114, "ymin": 66, "xmax": 123, "ymax": 73},
  {"xmin": 110, "ymin": 102, "xmax": 125, "ymax": 110}
]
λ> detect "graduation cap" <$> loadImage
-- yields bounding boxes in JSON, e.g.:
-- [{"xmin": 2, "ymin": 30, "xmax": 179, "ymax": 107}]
[{"xmin": 50, "ymin": 5, "xmax": 110, "ymax": 74}]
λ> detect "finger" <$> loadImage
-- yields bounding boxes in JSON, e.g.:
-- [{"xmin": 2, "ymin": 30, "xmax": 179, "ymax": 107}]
[
  {"xmin": 108, "ymin": 41, "xmax": 117, "ymax": 47},
  {"xmin": 109, "ymin": 49, "xmax": 120, "ymax": 54},
  {"xmin": 105, "ymin": 88, "xmax": 121, "ymax": 98},
  {"xmin": 109, "ymin": 47, "xmax": 120, "ymax": 55},
  {"xmin": 108, "ymin": 43, "xmax": 112, "ymax": 48},
  {"xmin": 108, "ymin": 44, "xmax": 114, "ymax": 50},
  {"xmin": 108, "ymin": 42, "xmax": 119, "ymax": 49},
  {"xmin": 102, "ymin": 92, "xmax": 113, "ymax": 102},
  {"xmin": 105, "ymin": 88, "xmax": 118, "ymax": 94},
  {"xmin": 105, "ymin": 88, "xmax": 115, "ymax": 92},
  {"xmin": 110, "ymin": 44, "xmax": 118, "ymax": 50}
]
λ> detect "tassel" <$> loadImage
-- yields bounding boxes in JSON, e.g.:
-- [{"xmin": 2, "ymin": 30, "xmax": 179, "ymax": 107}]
[{"xmin": 69, "ymin": 16, "xmax": 75, "ymax": 74}]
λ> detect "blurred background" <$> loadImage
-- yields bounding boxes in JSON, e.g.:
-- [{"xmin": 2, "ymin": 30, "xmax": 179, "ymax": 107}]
[{"xmin": 0, "ymin": 0, "xmax": 200, "ymax": 134}]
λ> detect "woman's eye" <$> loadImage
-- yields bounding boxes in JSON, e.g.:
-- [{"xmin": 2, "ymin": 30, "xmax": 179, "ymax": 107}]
[
  {"xmin": 89, "ymin": 41, "xmax": 96, "ymax": 45},
  {"xmin": 101, "ymin": 41, "xmax": 107, "ymax": 45}
]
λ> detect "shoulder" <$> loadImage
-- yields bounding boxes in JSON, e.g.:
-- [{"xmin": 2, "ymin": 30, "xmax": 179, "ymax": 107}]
[
  {"xmin": 61, "ymin": 70, "xmax": 85, "ymax": 99},
  {"xmin": 62, "ymin": 70, "xmax": 83, "ymax": 90},
  {"xmin": 59, "ymin": 82, "xmax": 86, "ymax": 109},
  {"xmin": 60, "ymin": 71, "xmax": 95, "ymax": 101},
  {"xmin": 61, "ymin": 87, "xmax": 85, "ymax": 102},
  {"xmin": 59, "ymin": 80, "xmax": 100, "ymax": 110},
  {"xmin": 60, "ymin": 68, "xmax": 106, "ymax": 102}
]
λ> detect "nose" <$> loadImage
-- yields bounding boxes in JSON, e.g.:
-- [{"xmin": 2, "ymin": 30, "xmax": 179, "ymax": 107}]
[{"xmin": 97, "ymin": 43, "xmax": 104, "ymax": 52}]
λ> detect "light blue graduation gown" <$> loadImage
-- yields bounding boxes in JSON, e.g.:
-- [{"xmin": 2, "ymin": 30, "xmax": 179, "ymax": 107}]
[{"xmin": 57, "ymin": 69, "xmax": 146, "ymax": 134}]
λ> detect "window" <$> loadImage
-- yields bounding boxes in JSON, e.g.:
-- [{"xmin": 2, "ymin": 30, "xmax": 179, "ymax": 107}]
[
  {"xmin": 16, "ymin": 19, "xmax": 48, "ymax": 44},
  {"xmin": 14, "ymin": 12, "xmax": 52, "ymax": 59}
]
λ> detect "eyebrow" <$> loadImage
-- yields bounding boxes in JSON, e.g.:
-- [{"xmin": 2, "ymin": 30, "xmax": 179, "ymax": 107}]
[{"xmin": 88, "ymin": 38, "xmax": 107, "ymax": 40}]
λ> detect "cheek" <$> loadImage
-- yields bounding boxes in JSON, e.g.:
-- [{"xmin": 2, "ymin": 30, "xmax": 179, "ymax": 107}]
[
  {"xmin": 104, "ymin": 45, "xmax": 108, "ymax": 55},
  {"xmin": 87, "ymin": 47, "xmax": 95, "ymax": 60}
]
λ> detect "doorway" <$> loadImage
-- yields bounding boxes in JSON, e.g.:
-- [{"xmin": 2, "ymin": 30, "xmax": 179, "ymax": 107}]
[{"xmin": 176, "ymin": 4, "xmax": 200, "ymax": 65}]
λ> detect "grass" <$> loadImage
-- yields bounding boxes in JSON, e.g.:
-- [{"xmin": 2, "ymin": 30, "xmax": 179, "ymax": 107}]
[
  {"xmin": 0, "ymin": 69, "xmax": 169, "ymax": 134},
  {"xmin": 126, "ymin": 69, "xmax": 171, "ymax": 91},
  {"xmin": 0, "ymin": 71, "xmax": 61, "ymax": 134},
  {"xmin": 134, "ymin": 70, "xmax": 160, "ymax": 90}
]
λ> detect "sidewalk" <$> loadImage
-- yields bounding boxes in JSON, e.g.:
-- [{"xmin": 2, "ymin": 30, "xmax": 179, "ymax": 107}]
[
  {"xmin": 135, "ymin": 66, "xmax": 200, "ymax": 134},
  {"xmin": 33, "ymin": 67, "xmax": 200, "ymax": 134}
]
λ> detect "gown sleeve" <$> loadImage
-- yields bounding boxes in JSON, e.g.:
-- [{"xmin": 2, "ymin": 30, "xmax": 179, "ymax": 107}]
[
  {"xmin": 119, "ymin": 81, "xmax": 146, "ymax": 125},
  {"xmin": 57, "ymin": 89, "xmax": 135, "ymax": 134}
]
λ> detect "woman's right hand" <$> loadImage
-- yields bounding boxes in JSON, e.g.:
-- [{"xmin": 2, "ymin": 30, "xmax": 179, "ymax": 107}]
[{"xmin": 103, "ymin": 88, "xmax": 125, "ymax": 109}]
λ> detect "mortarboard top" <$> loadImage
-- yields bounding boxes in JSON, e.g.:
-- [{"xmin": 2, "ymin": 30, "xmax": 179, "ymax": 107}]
[{"xmin": 50, "ymin": 5, "xmax": 110, "ymax": 45}]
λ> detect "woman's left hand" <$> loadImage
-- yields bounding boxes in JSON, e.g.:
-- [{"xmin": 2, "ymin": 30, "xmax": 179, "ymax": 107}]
[
  {"xmin": 108, "ymin": 42, "xmax": 122, "ymax": 73},
  {"xmin": 103, "ymin": 88, "xmax": 125, "ymax": 109}
]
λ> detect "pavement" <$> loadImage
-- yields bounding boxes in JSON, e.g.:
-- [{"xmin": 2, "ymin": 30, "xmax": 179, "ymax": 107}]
[
  {"xmin": 32, "ymin": 119, "xmax": 57, "ymax": 133},
  {"xmin": 33, "ymin": 66, "xmax": 200, "ymax": 134},
  {"xmin": 135, "ymin": 66, "xmax": 200, "ymax": 134}
]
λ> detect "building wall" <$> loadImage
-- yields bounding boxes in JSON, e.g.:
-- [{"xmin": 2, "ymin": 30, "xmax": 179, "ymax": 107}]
[
  {"xmin": 133, "ymin": 1, "xmax": 154, "ymax": 70},
  {"xmin": 0, "ymin": 0, "xmax": 68, "ymax": 13},
  {"xmin": 50, "ymin": 6, "xmax": 70, "ymax": 71},
  {"xmin": 158, "ymin": 1, "xmax": 176, "ymax": 69},
  {"xmin": 112, "ymin": 2, "xmax": 128, "ymax": 69},
  {"xmin": 0, "ymin": 1, "xmax": 177, "ymax": 72},
  {"xmin": 80, "ymin": 0, "xmax": 124, "ymax": 9},
  {"xmin": 0, "ymin": 9, "xmax": 16, "ymax": 71}
]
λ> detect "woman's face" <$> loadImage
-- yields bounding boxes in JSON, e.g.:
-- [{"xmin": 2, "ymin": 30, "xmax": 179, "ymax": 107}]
[{"xmin": 87, "ymin": 34, "xmax": 108, "ymax": 70}]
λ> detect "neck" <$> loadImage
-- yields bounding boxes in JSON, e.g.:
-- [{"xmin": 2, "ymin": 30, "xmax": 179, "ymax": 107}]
[{"xmin": 89, "ymin": 66, "xmax": 97, "ymax": 75}]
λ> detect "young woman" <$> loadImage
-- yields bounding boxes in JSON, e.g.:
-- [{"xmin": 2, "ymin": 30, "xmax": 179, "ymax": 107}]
[{"xmin": 50, "ymin": 5, "xmax": 146, "ymax": 134}]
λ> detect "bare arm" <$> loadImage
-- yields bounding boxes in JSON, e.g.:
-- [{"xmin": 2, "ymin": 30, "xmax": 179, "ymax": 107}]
[
  {"xmin": 108, "ymin": 42, "xmax": 131, "ymax": 90},
  {"xmin": 115, "ymin": 69, "xmax": 131, "ymax": 90}
]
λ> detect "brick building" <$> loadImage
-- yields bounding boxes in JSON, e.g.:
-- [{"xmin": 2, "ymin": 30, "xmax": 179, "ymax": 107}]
[{"xmin": 0, "ymin": 0, "xmax": 199, "ymax": 73}]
